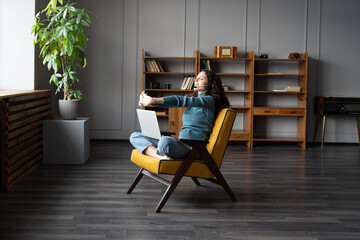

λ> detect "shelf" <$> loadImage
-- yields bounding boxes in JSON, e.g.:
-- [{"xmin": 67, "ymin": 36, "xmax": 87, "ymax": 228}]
[
  {"xmin": 255, "ymin": 58, "xmax": 305, "ymax": 62},
  {"xmin": 200, "ymin": 57, "xmax": 251, "ymax": 61},
  {"xmin": 144, "ymin": 72, "xmax": 196, "ymax": 75},
  {"xmin": 252, "ymin": 137, "xmax": 304, "ymax": 142},
  {"xmin": 230, "ymin": 106, "xmax": 250, "ymax": 112},
  {"xmin": 217, "ymin": 73, "xmax": 250, "ymax": 76},
  {"xmin": 255, "ymin": 74, "xmax": 304, "ymax": 77},
  {"xmin": 156, "ymin": 112, "xmax": 168, "ymax": 117},
  {"xmin": 144, "ymin": 56, "xmax": 196, "ymax": 60},
  {"xmin": 254, "ymin": 91, "xmax": 304, "ymax": 94},
  {"xmin": 144, "ymin": 89, "xmax": 193, "ymax": 92},
  {"xmin": 225, "ymin": 90, "xmax": 251, "ymax": 93},
  {"xmin": 145, "ymin": 89, "xmax": 251, "ymax": 93}
]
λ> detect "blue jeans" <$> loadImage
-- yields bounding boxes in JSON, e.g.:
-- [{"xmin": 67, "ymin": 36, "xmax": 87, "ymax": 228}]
[{"xmin": 129, "ymin": 132, "xmax": 191, "ymax": 159}]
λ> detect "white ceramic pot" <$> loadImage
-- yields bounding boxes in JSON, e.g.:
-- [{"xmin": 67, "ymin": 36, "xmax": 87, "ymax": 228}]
[{"xmin": 59, "ymin": 99, "xmax": 80, "ymax": 120}]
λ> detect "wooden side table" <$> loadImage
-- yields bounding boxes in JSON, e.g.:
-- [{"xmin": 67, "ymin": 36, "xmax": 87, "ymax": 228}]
[{"xmin": 313, "ymin": 96, "xmax": 360, "ymax": 149}]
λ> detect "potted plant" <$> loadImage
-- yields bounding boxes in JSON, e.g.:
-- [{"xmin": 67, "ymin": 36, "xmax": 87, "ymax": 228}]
[{"xmin": 32, "ymin": 0, "xmax": 92, "ymax": 120}]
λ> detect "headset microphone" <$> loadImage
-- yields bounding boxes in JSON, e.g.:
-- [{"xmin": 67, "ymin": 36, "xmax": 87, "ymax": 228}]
[{"xmin": 194, "ymin": 85, "xmax": 207, "ymax": 91}]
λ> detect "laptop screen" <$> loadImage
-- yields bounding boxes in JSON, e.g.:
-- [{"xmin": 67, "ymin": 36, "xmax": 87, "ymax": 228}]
[{"xmin": 136, "ymin": 109, "xmax": 162, "ymax": 139}]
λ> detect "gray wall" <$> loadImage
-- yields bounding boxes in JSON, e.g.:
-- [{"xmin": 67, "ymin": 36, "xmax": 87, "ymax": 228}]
[{"xmin": 36, "ymin": 0, "xmax": 360, "ymax": 143}]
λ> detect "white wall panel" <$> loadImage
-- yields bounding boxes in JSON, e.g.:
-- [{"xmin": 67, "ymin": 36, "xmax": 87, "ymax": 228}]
[
  {"xmin": 77, "ymin": 0, "xmax": 124, "ymax": 133},
  {"xmin": 259, "ymin": 0, "xmax": 307, "ymax": 58},
  {"xmin": 138, "ymin": 0, "xmax": 185, "ymax": 56},
  {"xmin": 199, "ymin": 0, "xmax": 247, "ymax": 56},
  {"xmin": 34, "ymin": 0, "xmax": 360, "ymax": 142}
]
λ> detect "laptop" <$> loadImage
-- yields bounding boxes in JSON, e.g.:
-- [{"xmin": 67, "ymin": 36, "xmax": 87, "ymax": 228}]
[{"xmin": 136, "ymin": 109, "xmax": 162, "ymax": 139}]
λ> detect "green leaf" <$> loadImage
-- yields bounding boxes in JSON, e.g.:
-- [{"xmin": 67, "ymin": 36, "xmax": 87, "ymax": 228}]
[
  {"xmin": 50, "ymin": 74, "xmax": 58, "ymax": 85},
  {"xmin": 42, "ymin": 1, "xmax": 52, "ymax": 13},
  {"xmin": 82, "ymin": 57, "xmax": 87, "ymax": 68},
  {"xmin": 81, "ymin": 20, "xmax": 90, "ymax": 27},
  {"xmin": 47, "ymin": 60, "xmax": 52, "ymax": 70},
  {"xmin": 66, "ymin": 35, "xmax": 73, "ymax": 55},
  {"xmin": 53, "ymin": 58, "xmax": 58, "ymax": 73},
  {"xmin": 63, "ymin": 8, "xmax": 68, "ymax": 19},
  {"xmin": 63, "ymin": 27, "xmax": 67, "ymax": 38},
  {"xmin": 51, "ymin": 0, "xmax": 57, "ymax": 11},
  {"xmin": 76, "ymin": 12, "xmax": 83, "ymax": 24}
]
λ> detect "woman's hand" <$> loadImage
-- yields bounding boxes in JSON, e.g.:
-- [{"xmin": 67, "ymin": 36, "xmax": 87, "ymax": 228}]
[{"xmin": 139, "ymin": 91, "xmax": 153, "ymax": 107}]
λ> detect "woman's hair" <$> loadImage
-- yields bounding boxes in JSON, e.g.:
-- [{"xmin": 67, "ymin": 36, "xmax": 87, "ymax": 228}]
[{"xmin": 191, "ymin": 69, "xmax": 230, "ymax": 114}]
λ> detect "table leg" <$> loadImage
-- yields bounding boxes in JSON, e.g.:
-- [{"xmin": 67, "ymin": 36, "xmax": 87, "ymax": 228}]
[
  {"xmin": 321, "ymin": 116, "xmax": 327, "ymax": 150},
  {"xmin": 356, "ymin": 116, "xmax": 360, "ymax": 147},
  {"xmin": 313, "ymin": 114, "xmax": 321, "ymax": 143}
]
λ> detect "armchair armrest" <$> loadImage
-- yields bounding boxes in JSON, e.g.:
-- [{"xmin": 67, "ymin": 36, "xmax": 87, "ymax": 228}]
[{"xmin": 179, "ymin": 138, "xmax": 209, "ymax": 147}]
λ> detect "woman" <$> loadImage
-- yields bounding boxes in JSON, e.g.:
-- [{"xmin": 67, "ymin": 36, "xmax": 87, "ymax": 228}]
[{"xmin": 130, "ymin": 69, "xmax": 229, "ymax": 159}]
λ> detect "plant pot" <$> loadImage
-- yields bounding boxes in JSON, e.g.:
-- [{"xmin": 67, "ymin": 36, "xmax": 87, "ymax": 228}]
[{"xmin": 59, "ymin": 99, "xmax": 80, "ymax": 120}]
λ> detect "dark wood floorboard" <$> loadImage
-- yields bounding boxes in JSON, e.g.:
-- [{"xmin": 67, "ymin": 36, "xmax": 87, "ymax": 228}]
[{"xmin": 1, "ymin": 141, "xmax": 360, "ymax": 240}]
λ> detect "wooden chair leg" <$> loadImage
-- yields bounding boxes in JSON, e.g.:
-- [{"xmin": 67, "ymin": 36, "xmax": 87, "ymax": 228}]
[
  {"xmin": 127, "ymin": 168, "xmax": 144, "ymax": 194},
  {"xmin": 197, "ymin": 146, "xmax": 237, "ymax": 202},
  {"xmin": 191, "ymin": 177, "xmax": 201, "ymax": 186},
  {"xmin": 356, "ymin": 116, "xmax": 360, "ymax": 146},
  {"xmin": 313, "ymin": 114, "xmax": 320, "ymax": 143},
  {"xmin": 321, "ymin": 116, "xmax": 327, "ymax": 150},
  {"xmin": 155, "ymin": 150, "xmax": 198, "ymax": 213}
]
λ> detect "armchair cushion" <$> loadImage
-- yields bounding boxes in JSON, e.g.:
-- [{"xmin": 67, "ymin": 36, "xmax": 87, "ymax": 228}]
[{"xmin": 131, "ymin": 149, "xmax": 214, "ymax": 178}]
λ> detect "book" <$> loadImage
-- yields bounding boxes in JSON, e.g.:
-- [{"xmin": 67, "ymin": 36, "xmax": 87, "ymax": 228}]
[
  {"xmin": 145, "ymin": 59, "xmax": 153, "ymax": 72},
  {"xmin": 285, "ymin": 86, "xmax": 301, "ymax": 92},
  {"xmin": 181, "ymin": 77, "xmax": 188, "ymax": 90},
  {"xmin": 151, "ymin": 59, "xmax": 164, "ymax": 72},
  {"xmin": 181, "ymin": 77, "xmax": 195, "ymax": 90},
  {"xmin": 156, "ymin": 60, "xmax": 164, "ymax": 72},
  {"xmin": 151, "ymin": 60, "xmax": 160, "ymax": 72},
  {"xmin": 202, "ymin": 60, "xmax": 211, "ymax": 70},
  {"xmin": 186, "ymin": 77, "xmax": 195, "ymax": 89}
]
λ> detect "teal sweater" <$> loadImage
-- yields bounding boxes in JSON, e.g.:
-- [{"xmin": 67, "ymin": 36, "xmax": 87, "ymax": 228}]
[{"xmin": 155, "ymin": 94, "xmax": 215, "ymax": 140}]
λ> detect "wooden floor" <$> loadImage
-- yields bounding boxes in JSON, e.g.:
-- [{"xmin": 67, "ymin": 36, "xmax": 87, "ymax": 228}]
[{"xmin": 1, "ymin": 141, "xmax": 360, "ymax": 240}]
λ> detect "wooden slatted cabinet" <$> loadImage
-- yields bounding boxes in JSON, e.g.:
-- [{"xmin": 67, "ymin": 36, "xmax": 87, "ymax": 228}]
[{"xmin": 1, "ymin": 90, "xmax": 52, "ymax": 191}]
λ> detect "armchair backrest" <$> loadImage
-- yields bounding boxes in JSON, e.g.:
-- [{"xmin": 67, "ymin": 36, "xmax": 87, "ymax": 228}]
[{"xmin": 206, "ymin": 108, "xmax": 236, "ymax": 168}]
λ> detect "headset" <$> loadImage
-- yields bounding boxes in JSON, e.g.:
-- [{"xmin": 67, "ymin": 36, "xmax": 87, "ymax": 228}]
[{"xmin": 194, "ymin": 85, "xmax": 207, "ymax": 91}]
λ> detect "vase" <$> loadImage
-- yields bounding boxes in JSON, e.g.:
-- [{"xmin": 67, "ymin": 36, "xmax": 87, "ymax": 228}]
[{"xmin": 59, "ymin": 99, "xmax": 80, "ymax": 120}]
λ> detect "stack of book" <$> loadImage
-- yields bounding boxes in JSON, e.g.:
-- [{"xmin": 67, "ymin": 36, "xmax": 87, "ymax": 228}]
[
  {"xmin": 181, "ymin": 77, "xmax": 195, "ymax": 90},
  {"xmin": 285, "ymin": 86, "xmax": 301, "ymax": 92},
  {"xmin": 145, "ymin": 59, "xmax": 164, "ymax": 72}
]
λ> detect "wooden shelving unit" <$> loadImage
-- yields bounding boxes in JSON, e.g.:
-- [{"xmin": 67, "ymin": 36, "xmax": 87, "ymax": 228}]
[
  {"xmin": 198, "ymin": 51, "xmax": 254, "ymax": 148},
  {"xmin": 253, "ymin": 53, "xmax": 308, "ymax": 149},
  {"xmin": 141, "ymin": 49, "xmax": 308, "ymax": 149}
]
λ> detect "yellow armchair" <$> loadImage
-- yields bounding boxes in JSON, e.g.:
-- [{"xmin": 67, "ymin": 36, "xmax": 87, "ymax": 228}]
[{"xmin": 127, "ymin": 108, "xmax": 237, "ymax": 212}]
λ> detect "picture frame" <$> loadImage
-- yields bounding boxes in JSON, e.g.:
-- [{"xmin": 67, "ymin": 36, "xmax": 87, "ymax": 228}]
[{"xmin": 214, "ymin": 46, "xmax": 237, "ymax": 58}]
